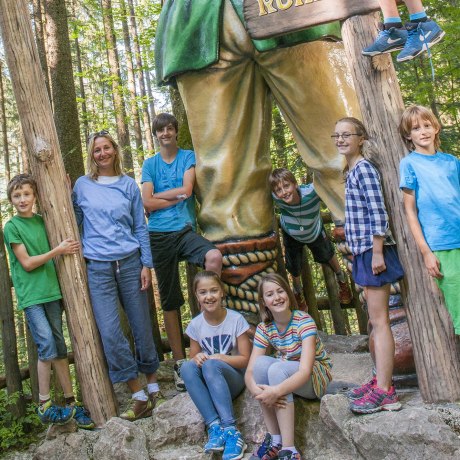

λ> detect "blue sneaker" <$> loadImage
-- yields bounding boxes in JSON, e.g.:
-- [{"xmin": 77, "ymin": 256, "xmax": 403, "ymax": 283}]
[
  {"xmin": 223, "ymin": 428, "xmax": 247, "ymax": 460},
  {"xmin": 37, "ymin": 401, "xmax": 75, "ymax": 425},
  {"xmin": 397, "ymin": 20, "xmax": 445, "ymax": 62},
  {"xmin": 362, "ymin": 24, "xmax": 407, "ymax": 56},
  {"xmin": 204, "ymin": 424, "xmax": 226, "ymax": 453},
  {"xmin": 72, "ymin": 402, "xmax": 95, "ymax": 430}
]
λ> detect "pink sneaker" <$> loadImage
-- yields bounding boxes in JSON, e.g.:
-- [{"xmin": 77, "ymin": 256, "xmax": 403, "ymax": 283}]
[
  {"xmin": 350, "ymin": 386, "xmax": 402, "ymax": 414},
  {"xmin": 346, "ymin": 377, "xmax": 376, "ymax": 401}
]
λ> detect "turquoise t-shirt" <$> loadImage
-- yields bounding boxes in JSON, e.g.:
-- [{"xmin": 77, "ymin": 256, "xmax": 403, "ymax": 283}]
[
  {"xmin": 4, "ymin": 214, "xmax": 62, "ymax": 310},
  {"xmin": 141, "ymin": 149, "xmax": 197, "ymax": 232},
  {"xmin": 399, "ymin": 151, "xmax": 460, "ymax": 251}
]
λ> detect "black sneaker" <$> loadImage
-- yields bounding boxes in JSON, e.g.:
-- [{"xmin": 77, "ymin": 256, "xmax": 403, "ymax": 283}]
[{"xmin": 174, "ymin": 359, "xmax": 187, "ymax": 392}]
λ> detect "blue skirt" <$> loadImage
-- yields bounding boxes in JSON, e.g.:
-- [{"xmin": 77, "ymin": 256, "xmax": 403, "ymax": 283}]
[{"xmin": 352, "ymin": 245, "xmax": 404, "ymax": 287}]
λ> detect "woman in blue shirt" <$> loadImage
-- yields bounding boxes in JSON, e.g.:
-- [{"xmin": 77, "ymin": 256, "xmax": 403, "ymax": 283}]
[{"xmin": 73, "ymin": 131, "xmax": 160, "ymax": 421}]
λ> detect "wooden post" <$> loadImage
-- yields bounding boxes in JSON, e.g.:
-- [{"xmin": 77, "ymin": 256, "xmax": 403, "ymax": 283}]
[
  {"xmin": 341, "ymin": 13, "xmax": 460, "ymax": 402},
  {"xmin": 322, "ymin": 265, "xmax": 347, "ymax": 335},
  {"xmin": 0, "ymin": 0, "xmax": 117, "ymax": 423},
  {"xmin": 300, "ymin": 249, "xmax": 322, "ymax": 330},
  {"xmin": 186, "ymin": 263, "xmax": 200, "ymax": 318},
  {"xmin": 0, "ymin": 225, "xmax": 26, "ymax": 418}
]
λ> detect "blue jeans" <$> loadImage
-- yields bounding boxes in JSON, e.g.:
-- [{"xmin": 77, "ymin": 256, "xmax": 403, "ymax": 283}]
[
  {"xmin": 253, "ymin": 356, "xmax": 316, "ymax": 403},
  {"xmin": 181, "ymin": 359, "xmax": 245, "ymax": 427},
  {"xmin": 86, "ymin": 250, "xmax": 159, "ymax": 383},
  {"xmin": 24, "ymin": 300, "xmax": 67, "ymax": 361}
]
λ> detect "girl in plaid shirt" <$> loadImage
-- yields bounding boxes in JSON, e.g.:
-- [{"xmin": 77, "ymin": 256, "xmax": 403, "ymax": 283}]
[{"xmin": 334, "ymin": 117, "xmax": 404, "ymax": 414}]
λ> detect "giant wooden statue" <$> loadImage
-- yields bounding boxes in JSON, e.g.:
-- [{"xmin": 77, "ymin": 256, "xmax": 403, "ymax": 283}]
[{"xmin": 156, "ymin": 0, "xmax": 360, "ymax": 313}]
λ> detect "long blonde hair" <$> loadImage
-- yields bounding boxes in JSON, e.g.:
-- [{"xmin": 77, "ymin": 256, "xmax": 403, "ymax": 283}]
[
  {"xmin": 257, "ymin": 273, "xmax": 297, "ymax": 324},
  {"xmin": 86, "ymin": 132, "xmax": 123, "ymax": 180}
]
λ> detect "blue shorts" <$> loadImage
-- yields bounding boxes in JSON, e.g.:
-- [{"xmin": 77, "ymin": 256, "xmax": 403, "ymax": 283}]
[
  {"xmin": 352, "ymin": 245, "xmax": 404, "ymax": 287},
  {"xmin": 24, "ymin": 300, "xmax": 68, "ymax": 361}
]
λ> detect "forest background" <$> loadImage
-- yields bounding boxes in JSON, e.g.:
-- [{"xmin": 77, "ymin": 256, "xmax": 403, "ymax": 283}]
[{"xmin": 0, "ymin": 0, "xmax": 458, "ymax": 452}]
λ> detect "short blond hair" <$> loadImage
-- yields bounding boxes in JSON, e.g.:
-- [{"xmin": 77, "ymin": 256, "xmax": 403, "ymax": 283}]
[
  {"xmin": 268, "ymin": 168, "xmax": 298, "ymax": 192},
  {"xmin": 399, "ymin": 105, "xmax": 441, "ymax": 151},
  {"xmin": 86, "ymin": 132, "xmax": 123, "ymax": 180}
]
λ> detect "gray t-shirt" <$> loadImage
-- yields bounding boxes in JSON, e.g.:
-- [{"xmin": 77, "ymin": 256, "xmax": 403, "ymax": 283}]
[{"xmin": 185, "ymin": 308, "xmax": 250, "ymax": 356}]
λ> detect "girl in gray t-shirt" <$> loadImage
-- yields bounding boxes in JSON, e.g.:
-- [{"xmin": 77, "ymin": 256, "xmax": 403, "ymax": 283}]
[{"xmin": 180, "ymin": 271, "xmax": 251, "ymax": 459}]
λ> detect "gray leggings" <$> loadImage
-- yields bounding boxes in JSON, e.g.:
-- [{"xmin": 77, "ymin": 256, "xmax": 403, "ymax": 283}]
[{"xmin": 253, "ymin": 355, "xmax": 317, "ymax": 403}]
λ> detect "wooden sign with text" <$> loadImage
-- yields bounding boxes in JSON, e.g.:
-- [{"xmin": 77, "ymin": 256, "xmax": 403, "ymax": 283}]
[{"xmin": 244, "ymin": 0, "xmax": 383, "ymax": 39}]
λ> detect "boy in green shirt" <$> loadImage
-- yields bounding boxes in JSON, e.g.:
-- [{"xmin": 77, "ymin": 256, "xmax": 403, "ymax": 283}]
[{"xmin": 4, "ymin": 174, "xmax": 94, "ymax": 429}]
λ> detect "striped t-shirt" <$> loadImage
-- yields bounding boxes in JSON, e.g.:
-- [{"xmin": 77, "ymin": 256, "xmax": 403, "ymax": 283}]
[
  {"xmin": 273, "ymin": 184, "xmax": 322, "ymax": 243},
  {"xmin": 254, "ymin": 310, "xmax": 332, "ymax": 397}
]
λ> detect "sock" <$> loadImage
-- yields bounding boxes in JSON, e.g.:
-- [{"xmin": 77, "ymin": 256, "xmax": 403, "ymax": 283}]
[
  {"xmin": 284, "ymin": 446, "xmax": 298, "ymax": 454},
  {"xmin": 383, "ymin": 16, "xmax": 402, "ymax": 29},
  {"xmin": 272, "ymin": 434, "xmax": 282, "ymax": 446},
  {"xmin": 147, "ymin": 383, "xmax": 160, "ymax": 394},
  {"xmin": 64, "ymin": 393, "xmax": 75, "ymax": 406},
  {"xmin": 335, "ymin": 270, "xmax": 346, "ymax": 283},
  {"xmin": 132, "ymin": 390, "xmax": 148, "ymax": 401},
  {"xmin": 410, "ymin": 11, "xmax": 427, "ymax": 22},
  {"xmin": 39, "ymin": 394, "xmax": 51, "ymax": 407}
]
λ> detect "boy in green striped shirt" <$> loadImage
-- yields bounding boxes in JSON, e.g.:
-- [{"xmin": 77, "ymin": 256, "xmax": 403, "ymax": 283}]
[{"xmin": 269, "ymin": 168, "xmax": 352, "ymax": 308}]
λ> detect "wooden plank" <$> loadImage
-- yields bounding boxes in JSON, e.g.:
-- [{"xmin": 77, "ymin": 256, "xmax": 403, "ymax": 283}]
[{"xmin": 244, "ymin": 0, "xmax": 382, "ymax": 39}]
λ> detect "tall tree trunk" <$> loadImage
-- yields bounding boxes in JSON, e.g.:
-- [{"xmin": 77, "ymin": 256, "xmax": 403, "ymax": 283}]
[
  {"xmin": 45, "ymin": 0, "xmax": 85, "ymax": 183},
  {"xmin": 342, "ymin": 14, "xmax": 460, "ymax": 402},
  {"xmin": 101, "ymin": 0, "xmax": 134, "ymax": 176},
  {"xmin": 127, "ymin": 0, "xmax": 155, "ymax": 154},
  {"xmin": 0, "ymin": 60, "xmax": 10, "ymax": 184},
  {"xmin": 0, "ymin": 0, "xmax": 118, "ymax": 424},
  {"xmin": 0, "ymin": 210, "xmax": 26, "ymax": 418},
  {"xmin": 31, "ymin": 0, "xmax": 51, "ymax": 96},
  {"xmin": 143, "ymin": 64, "xmax": 160, "ymax": 151},
  {"xmin": 169, "ymin": 87, "xmax": 193, "ymax": 150},
  {"xmin": 120, "ymin": 0, "xmax": 144, "ymax": 163}
]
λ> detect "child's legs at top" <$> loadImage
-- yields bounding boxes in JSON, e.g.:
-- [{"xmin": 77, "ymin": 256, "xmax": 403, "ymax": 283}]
[
  {"xmin": 201, "ymin": 359, "xmax": 245, "ymax": 427},
  {"xmin": 25, "ymin": 302, "xmax": 68, "ymax": 396},
  {"xmin": 434, "ymin": 249, "xmax": 460, "ymax": 335},
  {"xmin": 365, "ymin": 284, "xmax": 394, "ymax": 390},
  {"xmin": 86, "ymin": 259, "xmax": 138, "ymax": 383},
  {"xmin": 116, "ymin": 251, "xmax": 160, "ymax": 379},
  {"xmin": 281, "ymin": 229, "xmax": 304, "ymax": 291},
  {"xmin": 379, "ymin": 0, "xmax": 424, "ymax": 17},
  {"xmin": 149, "ymin": 231, "xmax": 186, "ymax": 361}
]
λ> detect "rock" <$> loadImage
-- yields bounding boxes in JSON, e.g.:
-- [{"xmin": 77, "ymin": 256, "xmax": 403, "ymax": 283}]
[
  {"xmin": 45, "ymin": 419, "xmax": 78, "ymax": 440},
  {"xmin": 33, "ymin": 430, "xmax": 94, "ymax": 460},
  {"xmin": 320, "ymin": 332, "xmax": 369, "ymax": 354},
  {"xmin": 92, "ymin": 418, "xmax": 149, "ymax": 460}
]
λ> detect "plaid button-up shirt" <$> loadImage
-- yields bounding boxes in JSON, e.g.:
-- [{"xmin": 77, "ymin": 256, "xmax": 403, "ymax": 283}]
[{"xmin": 345, "ymin": 159, "xmax": 395, "ymax": 255}]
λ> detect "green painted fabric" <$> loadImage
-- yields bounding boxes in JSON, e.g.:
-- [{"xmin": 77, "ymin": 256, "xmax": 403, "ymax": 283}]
[{"xmin": 155, "ymin": 0, "xmax": 342, "ymax": 85}]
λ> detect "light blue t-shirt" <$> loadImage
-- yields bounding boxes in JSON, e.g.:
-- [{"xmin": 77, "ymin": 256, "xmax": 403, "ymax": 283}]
[
  {"xmin": 141, "ymin": 149, "xmax": 197, "ymax": 232},
  {"xmin": 72, "ymin": 175, "xmax": 153, "ymax": 267},
  {"xmin": 399, "ymin": 151, "xmax": 460, "ymax": 251}
]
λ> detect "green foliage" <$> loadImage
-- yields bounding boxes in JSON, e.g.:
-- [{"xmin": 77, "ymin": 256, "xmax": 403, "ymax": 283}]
[{"xmin": 0, "ymin": 391, "xmax": 42, "ymax": 453}]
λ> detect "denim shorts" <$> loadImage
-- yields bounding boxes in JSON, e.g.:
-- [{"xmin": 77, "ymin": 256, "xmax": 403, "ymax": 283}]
[{"xmin": 24, "ymin": 300, "xmax": 68, "ymax": 361}]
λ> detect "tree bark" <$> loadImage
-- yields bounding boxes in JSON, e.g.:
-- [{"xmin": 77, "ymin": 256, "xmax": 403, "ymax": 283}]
[
  {"xmin": 101, "ymin": 0, "xmax": 134, "ymax": 176},
  {"xmin": 126, "ymin": 0, "xmax": 155, "ymax": 154},
  {"xmin": 0, "ymin": 60, "xmax": 10, "ymax": 184},
  {"xmin": 0, "ymin": 213, "xmax": 26, "ymax": 418},
  {"xmin": 300, "ymin": 248, "xmax": 323, "ymax": 330},
  {"xmin": 31, "ymin": 0, "xmax": 51, "ymax": 97},
  {"xmin": 342, "ymin": 13, "xmax": 460, "ymax": 402},
  {"xmin": 0, "ymin": 0, "xmax": 118, "ymax": 423},
  {"xmin": 25, "ymin": 324, "xmax": 39, "ymax": 402},
  {"xmin": 322, "ymin": 265, "xmax": 347, "ymax": 335},
  {"xmin": 44, "ymin": 0, "xmax": 85, "ymax": 183},
  {"xmin": 120, "ymin": 0, "xmax": 144, "ymax": 162},
  {"xmin": 169, "ymin": 86, "xmax": 193, "ymax": 150}
]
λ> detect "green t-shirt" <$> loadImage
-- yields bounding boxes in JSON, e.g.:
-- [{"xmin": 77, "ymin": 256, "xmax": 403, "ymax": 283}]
[{"xmin": 4, "ymin": 214, "xmax": 62, "ymax": 310}]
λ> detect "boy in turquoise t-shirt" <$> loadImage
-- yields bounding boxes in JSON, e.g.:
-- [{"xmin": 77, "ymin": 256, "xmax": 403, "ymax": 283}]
[
  {"xmin": 399, "ymin": 106, "xmax": 460, "ymax": 334},
  {"xmin": 4, "ymin": 174, "xmax": 94, "ymax": 428}
]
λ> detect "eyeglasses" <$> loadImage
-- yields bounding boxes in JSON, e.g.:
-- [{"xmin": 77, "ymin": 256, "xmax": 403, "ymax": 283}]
[
  {"xmin": 330, "ymin": 133, "xmax": 361, "ymax": 141},
  {"xmin": 87, "ymin": 130, "xmax": 110, "ymax": 143}
]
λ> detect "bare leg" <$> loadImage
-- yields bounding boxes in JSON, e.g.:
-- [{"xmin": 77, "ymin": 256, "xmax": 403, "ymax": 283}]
[
  {"xmin": 52, "ymin": 358, "xmax": 73, "ymax": 395},
  {"xmin": 38, "ymin": 360, "xmax": 52, "ymax": 396},
  {"xmin": 260, "ymin": 403, "xmax": 280, "ymax": 436},
  {"xmin": 404, "ymin": 0, "xmax": 425, "ymax": 14},
  {"xmin": 378, "ymin": 0, "xmax": 400, "ymax": 17},
  {"xmin": 145, "ymin": 373, "xmax": 158, "ymax": 384},
  {"xmin": 163, "ymin": 310, "xmax": 185, "ymax": 361},
  {"xmin": 366, "ymin": 284, "xmax": 394, "ymax": 391},
  {"xmin": 275, "ymin": 402, "xmax": 295, "ymax": 447},
  {"xmin": 127, "ymin": 378, "xmax": 143, "ymax": 394},
  {"xmin": 204, "ymin": 249, "xmax": 223, "ymax": 276}
]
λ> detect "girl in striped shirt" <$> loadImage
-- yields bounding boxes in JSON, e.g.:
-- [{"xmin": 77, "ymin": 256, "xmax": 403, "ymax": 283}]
[{"xmin": 245, "ymin": 273, "xmax": 331, "ymax": 460}]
